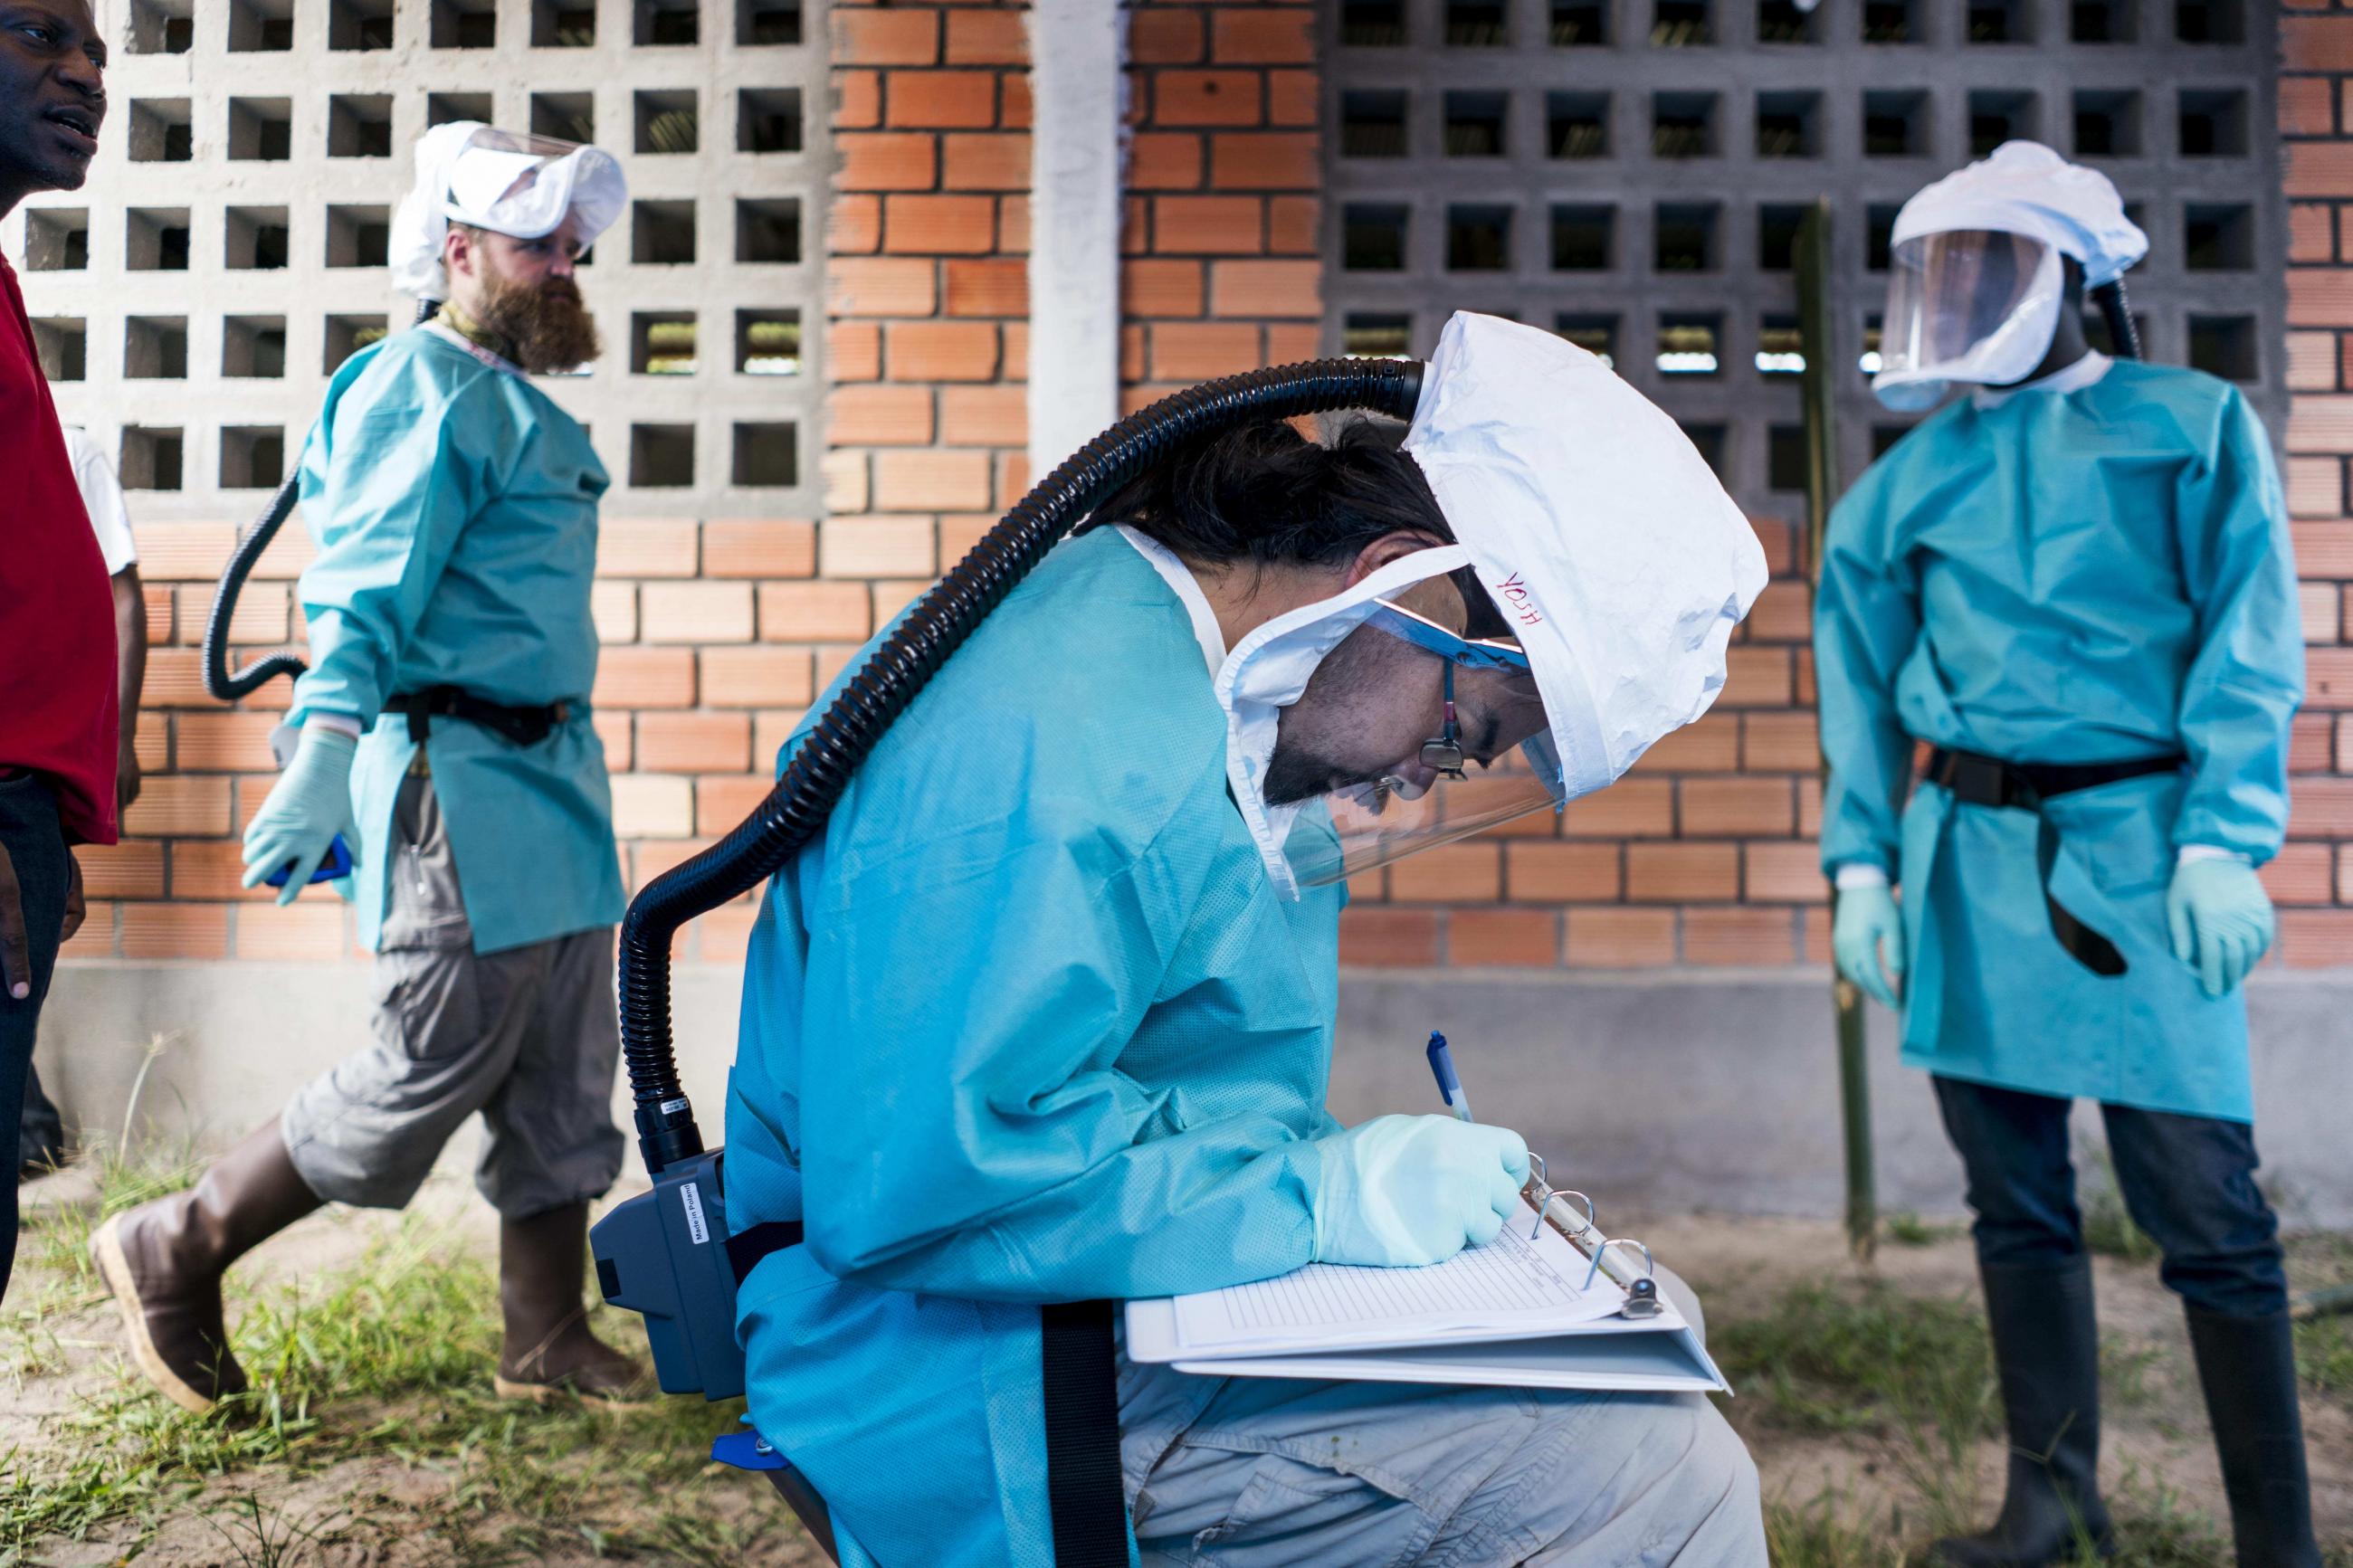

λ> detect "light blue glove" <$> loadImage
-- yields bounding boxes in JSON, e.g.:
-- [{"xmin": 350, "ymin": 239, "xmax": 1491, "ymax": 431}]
[
  {"xmin": 1832, "ymin": 882, "xmax": 1905, "ymax": 1010},
  {"xmin": 2167, "ymin": 858, "xmax": 2273, "ymax": 1000},
  {"xmin": 1310, "ymin": 1114, "xmax": 1529, "ymax": 1269},
  {"xmin": 241, "ymin": 727, "xmax": 359, "ymax": 907}
]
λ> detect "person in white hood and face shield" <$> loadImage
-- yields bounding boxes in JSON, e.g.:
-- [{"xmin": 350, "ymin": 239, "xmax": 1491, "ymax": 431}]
[
  {"xmin": 95, "ymin": 124, "xmax": 648, "ymax": 1413},
  {"xmin": 1820, "ymin": 143, "xmax": 2316, "ymax": 1567},
  {"xmin": 722, "ymin": 312, "xmax": 1770, "ymax": 1567}
]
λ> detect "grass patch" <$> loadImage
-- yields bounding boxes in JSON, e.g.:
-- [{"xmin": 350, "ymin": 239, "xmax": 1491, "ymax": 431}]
[
  {"xmin": 4, "ymin": 1211, "xmax": 785, "ymax": 1562},
  {"xmin": 1881, "ymin": 1212, "xmax": 1962, "ymax": 1249},
  {"xmin": 2299, "ymin": 1315, "xmax": 2353, "ymax": 1399},
  {"xmin": 1711, "ymin": 1279, "xmax": 1997, "ymax": 1440}
]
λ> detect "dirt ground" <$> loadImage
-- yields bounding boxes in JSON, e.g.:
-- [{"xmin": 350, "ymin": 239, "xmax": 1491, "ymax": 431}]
[{"xmin": 7, "ymin": 1162, "xmax": 2350, "ymax": 1565}]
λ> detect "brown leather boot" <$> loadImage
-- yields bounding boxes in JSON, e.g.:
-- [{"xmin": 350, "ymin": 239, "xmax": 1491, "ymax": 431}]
[
  {"xmin": 90, "ymin": 1117, "xmax": 323, "ymax": 1414},
  {"xmin": 491, "ymin": 1202, "xmax": 649, "ymax": 1405}
]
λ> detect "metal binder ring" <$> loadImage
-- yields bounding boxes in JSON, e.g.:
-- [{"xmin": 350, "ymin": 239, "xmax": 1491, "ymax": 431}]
[
  {"xmin": 1525, "ymin": 1152, "xmax": 1547, "ymax": 1188},
  {"xmin": 1529, "ymin": 1188, "xmax": 1595, "ymax": 1241},
  {"xmin": 1582, "ymin": 1236, "xmax": 1655, "ymax": 1295}
]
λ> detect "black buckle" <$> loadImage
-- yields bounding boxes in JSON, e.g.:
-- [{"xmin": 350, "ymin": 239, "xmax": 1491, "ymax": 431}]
[{"xmin": 1932, "ymin": 750, "xmax": 2017, "ymax": 810}]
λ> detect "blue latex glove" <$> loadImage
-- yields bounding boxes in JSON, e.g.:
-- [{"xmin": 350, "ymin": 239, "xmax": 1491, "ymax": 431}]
[
  {"xmin": 1310, "ymin": 1114, "xmax": 1529, "ymax": 1269},
  {"xmin": 1832, "ymin": 882, "xmax": 1905, "ymax": 1010},
  {"xmin": 2167, "ymin": 858, "xmax": 2274, "ymax": 1000},
  {"xmin": 241, "ymin": 727, "xmax": 359, "ymax": 907}
]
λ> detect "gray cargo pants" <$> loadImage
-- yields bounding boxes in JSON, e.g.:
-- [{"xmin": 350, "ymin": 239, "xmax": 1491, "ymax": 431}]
[
  {"xmin": 1119, "ymin": 1269, "xmax": 1765, "ymax": 1566},
  {"xmin": 281, "ymin": 772, "xmax": 624, "ymax": 1219}
]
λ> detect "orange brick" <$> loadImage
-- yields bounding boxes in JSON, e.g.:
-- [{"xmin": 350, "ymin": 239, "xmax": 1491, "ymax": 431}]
[
  {"xmin": 2291, "ymin": 205, "xmax": 2335, "ymax": 266},
  {"xmin": 696, "ymin": 904, "xmax": 763, "ymax": 964},
  {"xmin": 123, "ymin": 775, "xmax": 230, "ymax": 838},
  {"xmin": 249, "ymin": 523, "xmax": 314, "ymax": 581},
  {"xmin": 1626, "ymin": 842, "xmax": 1739, "ymax": 902},
  {"xmin": 2278, "ymin": 908, "xmax": 2353, "ymax": 967},
  {"xmin": 1387, "ymin": 842, "xmax": 1501, "ymax": 902},
  {"xmin": 1132, "ymin": 8, "xmax": 1203, "ymax": 62},
  {"xmin": 2289, "ymin": 270, "xmax": 2353, "ymax": 328},
  {"xmin": 2263, "ymin": 841, "xmax": 2336, "ymax": 906},
  {"xmin": 1123, "ymin": 258, "xmax": 1205, "ymax": 318},
  {"xmin": 631, "ymin": 837, "xmax": 719, "ymax": 890},
  {"xmin": 78, "ymin": 841, "xmax": 165, "ymax": 899},
  {"xmin": 939, "ymin": 384, "xmax": 1027, "ymax": 445},
  {"xmin": 820, "ymin": 517, "xmax": 937, "ymax": 580},
  {"xmin": 1743, "ymin": 711, "xmax": 1821, "ymax": 772},
  {"xmin": 592, "ymin": 580, "xmax": 638, "ymax": 644},
  {"xmin": 833, "ymin": 7, "xmax": 938, "ymax": 65},
  {"xmin": 943, "ymin": 131, "xmax": 1030, "ymax": 191},
  {"xmin": 1720, "ymin": 646, "xmax": 1795, "ymax": 707},
  {"xmin": 832, "ymin": 192, "xmax": 882, "ymax": 254},
  {"xmin": 2287, "ymin": 776, "xmax": 2353, "ymax": 833},
  {"xmin": 702, "ymin": 645, "xmax": 817, "ymax": 708},
  {"xmin": 1002, "ymin": 70, "xmax": 1032, "ymax": 130},
  {"xmin": 594, "ymin": 647, "xmax": 697, "ymax": 709},
  {"xmin": 697, "ymin": 774, "xmax": 775, "ymax": 835},
  {"xmin": 1266, "ymin": 70, "xmax": 1316, "ymax": 128},
  {"xmin": 1682, "ymin": 776, "xmax": 1795, "ymax": 836},
  {"xmin": 598, "ymin": 518, "xmax": 699, "ymax": 578},
  {"xmin": 2310, "ymin": 649, "xmax": 2353, "ymax": 706},
  {"xmin": 837, "ymin": 69, "xmax": 881, "ymax": 130},
  {"xmin": 140, "ymin": 651, "xmax": 224, "ymax": 710},
  {"xmin": 1684, "ymin": 907, "xmax": 1798, "ymax": 966},
  {"xmin": 1745, "ymin": 841, "xmax": 1828, "ymax": 904},
  {"xmin": 1561, "ymin": 778, "xmax": 1672, "ymax": 838},
  {"xmin": 130, "ymin": 522, "xmax": 235, "ymax": 582},
  {"xmin": 2293, "ymin": 711, "xmax": 2332, "ymax": 773},
  {"xmin": 938, "ymin": 514, "xmax": 1000, "ymax": 562},
  {"xmin": 836, "ymin": 134, "xmax": 938, "ymax": 194},
  {"xmin": 884, "ymin": 71, "xmax": 998, "ymax": 130},
  {"xmin": 642, "ymin": 582, "xmax": 755, "ymax": 644},
  {"xmin": 872, "ymin": 578, "xmax": 929, "ymax": 624},
  {"xmin": 595, "ymin": 709, "xmax": 633, "ymax": 771},
  {"xmin": 1151, "ymin": 321, "xmax": 1262, "ymax": 380},
  {"xmin": 943, "ymin": 257, "xmax": 1027, "ymax": 316},
  {"xmin": 995, "ymin": 449, "xmax": 1032, "ymax": 508},
  {"xmin": 1210, "ymin": 132, "xmax": 1317, "ymax": 190},
  {"xmin": 888, "ymin": 319, "xmax": 1002, "ymax": 380},
  {"xmin": 638, "ymin": 711, "xmax": 752, "ymax": 774},
  {"xmin": 2288, "ymin": 142, "xmax": 2353, "ymax": 199},
  {"xmin": 830, "ymin": 384, "xmax": 938, "ymax": 446},
  {"xmin": 1267, "ymin": 195, "xmax": 1318, "ymax": 254},
  {"xmin": 133, "ymin": 712, "xmax": 167, "ymax": 773},
  {"xmin": 761, "ymin": 580, "xmax": 880, "ymax": 641},
  {"xmin": 142, "ymin": 583, "xmax": 173, "ymax": 643},
  {"xmin": 1152, "ymin": 195, "xmax": 1261, "ymax": 254},
  {"xmin": 1129, "ymin": 131, "xmax": 1204, "ymax": 191},
  {"xmin": 2290, "ymin": 329, "xmax": 2339, "ymax": 392},
  {"xmin": 999, "ymin": 192, "xmax": 1031, "ymax": 254},
  {"xmin": 1212, "ymin": 6, "xmax": 1315, "ymax": 63},
  {"xmin": 944, "ymin": 7, "xmax": 1026, "ymax": 64},
  {"xmin": 1640, "ymin": 712, "xmax": 1739, "ymax": 772},
  {"xmin": 121, "ymin": 902, "xmax": 231, "ymax": 959},
  {"xmin": 1209, "ymin": 259, "xmax": 1319, "ymax": 318},
  {"xmin": 1264, "ymin": 322, "xmax": 1319, "ymax": 363},
  {"xmin": 170, "ymin": 840, "xmax": 272, "ymax": 901},
  {"xmin": 702, "ymin": 519, "xmax": 818, "ymax": 580},
  {"xmin": 1448, "ymin": 908, "xmax": 1558, "ymax": 966},
  {"xmin": 1339, "ymin": 907, "xmax": 1439, "ymax": 965},
  {"xmin": 883, "ymin": 193, "xmax": 998, "ymax": 254},
  {"xmin": 237, "ymin": 902, "xmax": 348, "ymax": 961},
  {"xmin": 1746, "ymin": 580, "xmax": 1811, "ymax": 642},
  {"xmin": 1565, "ymin": 908, "xmax": 1677, "ymax": 968},
  {"xmin": 2307, "ymin": 580, "xmax": 2341, "ymax": 642},
  {"xmin": 2283, "ymin": 16, "xmax": 2353, "ymax": 71},
  {"xmin": 1505, "ymin": 841, "xmax": 1621, "ymax": 902},
  {"xmin": 61, "ymin": 900, "xmax": 117, "ymax": 958},
  {"xmin": 830, "ymin": 320, "xmax": 882, "ymax": 382},
  {"xmin": 1151, "ymin": 71, "xmax": 1263, "ymax": 128},
  {"xmin": 175, "ymin": 711, "xmax": 280, "ymax": 772},
  {"xmin": 2294, "ymin": 522, "xmax": 2353, "ymax": 574}
]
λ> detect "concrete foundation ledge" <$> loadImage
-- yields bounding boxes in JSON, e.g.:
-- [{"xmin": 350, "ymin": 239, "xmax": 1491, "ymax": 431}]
[{"xmin": 33, "ymin": 963, "xmax": 2353, "ymax": 1228}]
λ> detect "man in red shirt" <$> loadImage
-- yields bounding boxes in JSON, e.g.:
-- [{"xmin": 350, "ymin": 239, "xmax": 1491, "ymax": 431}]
[{"xmin": 0, "ymin": 0, "xmax": 113, "ymax": 1300}]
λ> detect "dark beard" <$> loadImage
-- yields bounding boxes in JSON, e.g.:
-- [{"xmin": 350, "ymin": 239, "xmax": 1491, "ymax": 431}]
[{"xmin": 474, "ymin": 270, "xmax": 603, "ymax": 375}]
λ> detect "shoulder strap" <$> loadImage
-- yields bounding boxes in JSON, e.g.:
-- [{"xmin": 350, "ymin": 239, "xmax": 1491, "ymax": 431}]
[{"xmin": 1039, "ymin": 1299, "xmax": 1130, "ymax": 1568}]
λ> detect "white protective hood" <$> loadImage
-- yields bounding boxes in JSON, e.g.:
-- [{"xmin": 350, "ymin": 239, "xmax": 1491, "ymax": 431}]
[
  {"xmin": 388, "ymin": 121, "xmax": 627, "ymax": 300},
  {"xmin": 1888, "ymin": 139, "xmax": 2148, "ymax": 287},
  {"xmin": 1404, "ymin": 312, "xmax": 1768, "ymax": 803}
]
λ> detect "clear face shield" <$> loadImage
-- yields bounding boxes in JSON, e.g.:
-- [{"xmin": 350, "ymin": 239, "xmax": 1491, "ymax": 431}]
[
  {"xmin": 1872, "ymin": 229, "xmax": 2063, "ymax": 411},
  {"xmin": 1270, "ymin": 569, "xmax": 1565, "ymax": 889}
]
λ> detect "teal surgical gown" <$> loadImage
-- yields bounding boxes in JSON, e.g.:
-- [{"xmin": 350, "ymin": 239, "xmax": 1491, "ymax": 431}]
[
  {"xmin": 725, "ymin": 528, "xmax": 1345, "ymax": 1567},
  {"xmin": 287, "ymin": 327, "xmax": 624, "ymax": 955},
  {"xmin": 1816, "ymin": 360, "xmax": 2302, "ymax": 1121}
]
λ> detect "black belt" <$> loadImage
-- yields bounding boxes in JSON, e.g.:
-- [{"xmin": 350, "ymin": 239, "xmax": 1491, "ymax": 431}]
[
  {"xmin": 1920, "ymin": 746, "xmax": 2185, "ymax": 978},
  {"xmin": 384, "ymin": 687, "xmax": 573, "ymax": 748},
  {"xmin": 729, "ymin": 1225, "xmax": 1129, "ymax": 1566}
]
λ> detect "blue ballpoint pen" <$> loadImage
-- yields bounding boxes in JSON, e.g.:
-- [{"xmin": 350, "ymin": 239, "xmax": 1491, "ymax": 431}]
[{"xmin": 1425, "ymin": 1031, "xmax": 1473, "ymax": 1123}]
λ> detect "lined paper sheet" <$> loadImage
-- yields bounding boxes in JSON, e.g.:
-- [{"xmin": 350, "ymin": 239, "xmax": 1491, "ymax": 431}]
[{"xmin": 1169, "ymin": 1201, "xmax": 1628, "ymax": 1359}]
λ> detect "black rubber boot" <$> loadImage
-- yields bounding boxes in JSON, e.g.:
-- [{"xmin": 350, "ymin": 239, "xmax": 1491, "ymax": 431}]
[
  {"xmin": 2185, "ymin": 1307, "xmax": 2321, "ymax": 1568},
  {"xmin": 1928, "ymin": 1258, "xmax": 2114, "ymax": 1566}
]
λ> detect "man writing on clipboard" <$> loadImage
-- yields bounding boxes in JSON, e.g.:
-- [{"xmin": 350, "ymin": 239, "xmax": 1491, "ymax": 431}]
[{"xmin": 721, "ymin": 314, "xmax": 1773, "ymax": 1565}]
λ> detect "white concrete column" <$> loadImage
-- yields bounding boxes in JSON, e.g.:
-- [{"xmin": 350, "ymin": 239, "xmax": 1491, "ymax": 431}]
[{"xmin": 1024, "ymin": 0, "xmax": 1125, "ymax": 481}]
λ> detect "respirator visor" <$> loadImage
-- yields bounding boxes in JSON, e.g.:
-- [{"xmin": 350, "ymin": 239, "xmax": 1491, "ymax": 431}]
[{"xmin": 1872, "ymin": 230, "xmax": 2063, "ymax": 409}]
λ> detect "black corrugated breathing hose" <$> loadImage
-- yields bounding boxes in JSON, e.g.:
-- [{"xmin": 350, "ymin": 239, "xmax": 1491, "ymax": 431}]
[
  {"xmin": 2091, "ymin": 277, "xmax": 2143, "ymax": 362},
  {"xmin": 621, "ymin": 356, "xmax": 1428, "ymax": 1175},
  {"xmin": 202, "ymin": 299, "xmax": 443, "ymax": 701}
]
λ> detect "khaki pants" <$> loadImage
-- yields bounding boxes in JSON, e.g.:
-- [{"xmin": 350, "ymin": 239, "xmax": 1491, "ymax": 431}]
[{"xmin": 282, "ymin": 774, "xmax": 624, "ymax": 1220}]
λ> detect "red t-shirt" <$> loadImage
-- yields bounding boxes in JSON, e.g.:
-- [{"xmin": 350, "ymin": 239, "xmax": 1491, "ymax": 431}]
[{"xmin": 1, "ymin": 252, "xmax": 117, "ymax": 844}]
